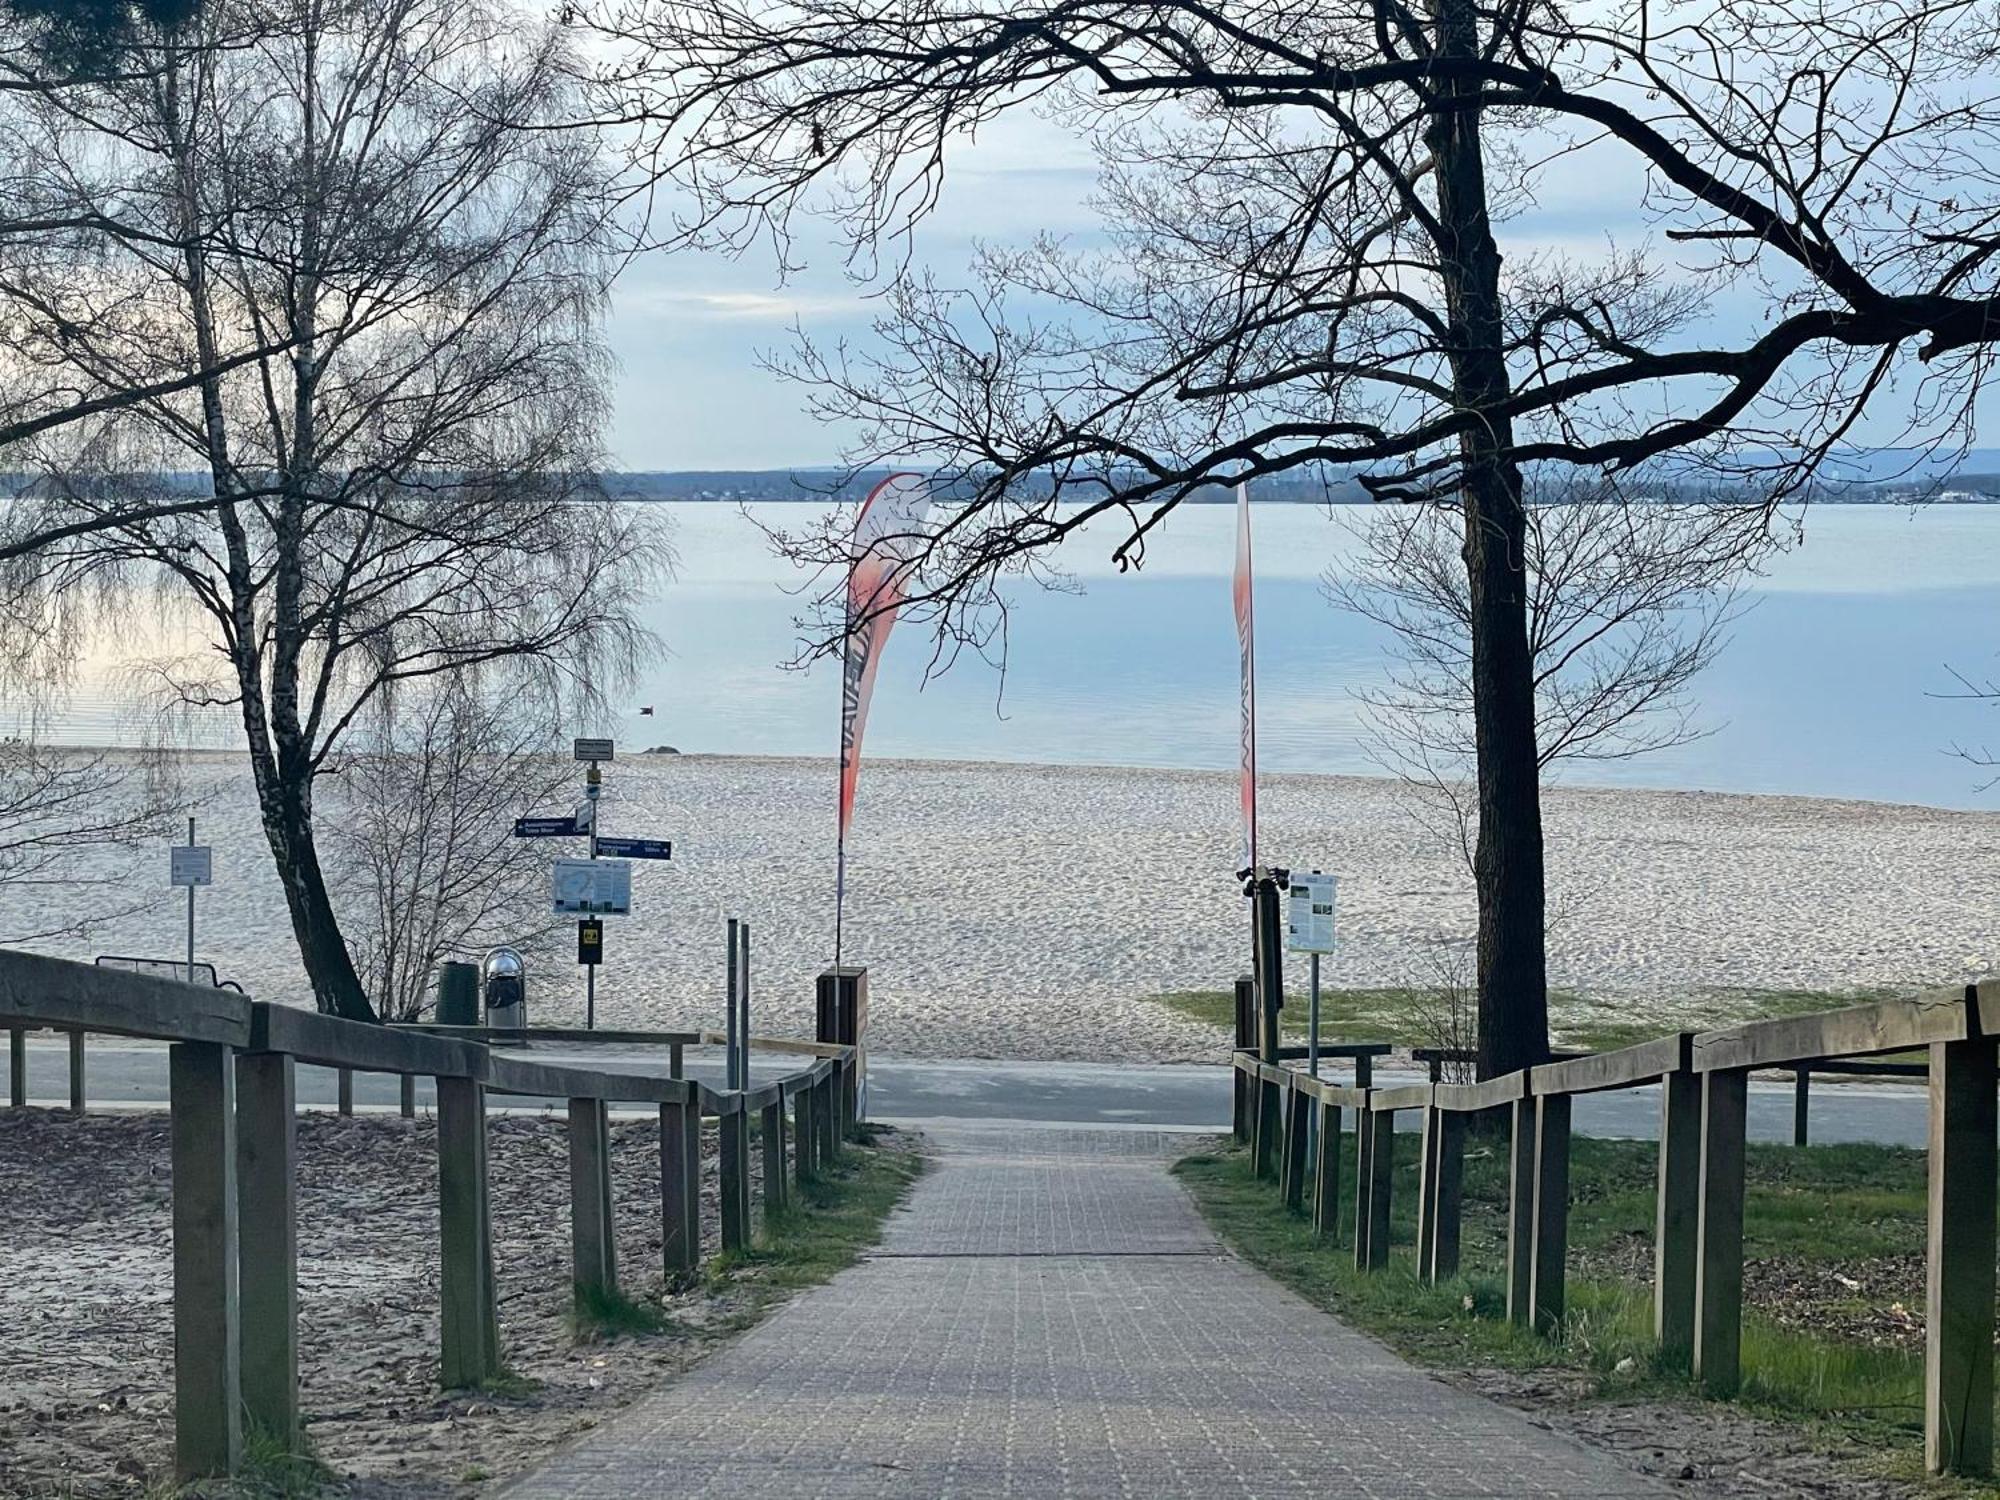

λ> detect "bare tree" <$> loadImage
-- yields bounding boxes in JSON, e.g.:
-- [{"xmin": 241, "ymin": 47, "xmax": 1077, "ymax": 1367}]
[
  {"xmin": 1329, "ymin": 491, "xmax": 1758, "ymax": 868},
  {"xmin": 0, "ymin": 0, "xmax": 665, "ymax": 1019},
  {"xmin": 0, "ymin": 732, "xmax": 181, "ymax": 943},
  {"xmin": 325, "ymin": 682, "xmax": 570, "ymax": 1022},
  {"xmin": 592, "ymin": 0, "xmax": 2000, "ymax": 1075}
]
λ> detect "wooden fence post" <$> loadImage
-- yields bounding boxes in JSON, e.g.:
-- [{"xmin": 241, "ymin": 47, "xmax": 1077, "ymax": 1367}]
[
  {"xmin": 1254, "ymin": 1075, "xmax": 1282, "ymax": 1181},
  {"xmin": 1421, "ymin": 1107, "xmax": 1466, "ymax": 1282},
  {"xmin": 68, "ymin": 1029, "xmax": 85, "ymax": 1112},
  {"xmin": 236, "ymin": 1051, "xmax": 297, "ymax": 1453},
  {"xmin": 1281, "ymin": 1083, "xmax": 1310, "ymax": 1212},
  {"xmin": 399, "ymin": 1074, "xmax": 416, "ymax": 1118},
  {"xmin": 761, "ymin": 1098, "xmax": 787, "ymax": 1221},
  {"xmin": 1359, "ymin": 1106, "xmax": 1394, "ymax": 1270},
  {"xmin": 1313, "ymin": 1100, "xmax": 1342, "ymax": 1243},
  {"xmin": 437, "ymin": 1076, "xmax": 495, "ymax": 1389},
  {"xmin": 659, "ymin": 1098, "xmax": 700, "ymax": 1277},
  {"xmin": 1926, "ymin": 1034, "xmax": 1997, "ymax": 1477},
  {"xmin": 170, "ymin": 1041, "xmax": 240, "ymax": 1480},
  {"xmin": 793, "ymin": 1086, "xmax": 816, "ymax": 1188},
  {"xmin": 1791, "ymin": 1068, "xmax": 1810, "ymax": 1147},
  {"xmin": 337, "ymin": 1067, "xmax": 354, "ymax": 1116},
  {"xmin": 1505, "ymin": 1095, "xmax": 1536, "ymax": 1326},
  {"xmin": 719, "ymin": 1106, "xmax": 749, "ymax": 1252},
  {"xmin": 1232, "ymin": 978, "xmax": 1255, "ymax": 1143},
  {"xmin": 1351, "ymin": 1104, "xmax": 1375, "ymax": 1269},
  {"xmin": 1693, "ymin": 1068, "xmax": 1748, "ymax": 1397},
  {"xmin": 567, "ymin": 1097, "xmax": 616, "ymax": 1306},
  {"xmin": 1654, "ymin": 1068, "xmax": 1701, "ymax": 1369},
  {"xmin": 819, "ymin": 1074, "xmax": 840, "ymax": 1165},
  {"xmin": 1530, "ymin": 1092, "xmax": 1572, "ymax": 1334},
  {"xmin": 1416, "ymin": 1106, "xmax": 1441, "ymax": 1275},
  {"xmin": 8, "ymin": 1027, "xmax": 24, "ymax": 1107}
]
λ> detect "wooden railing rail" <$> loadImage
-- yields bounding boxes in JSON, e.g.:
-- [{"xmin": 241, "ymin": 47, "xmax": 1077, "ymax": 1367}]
[
  {"xmin": 1231, "ymin": 978, "xmax": 2000, "ymax": 1478},
  {"xmin": 0, "ymin": 948, "xmax": 860, "ymax": 1485}
]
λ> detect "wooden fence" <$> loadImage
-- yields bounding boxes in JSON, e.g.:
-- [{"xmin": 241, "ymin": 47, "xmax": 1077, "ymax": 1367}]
[
  {"xmin": 0, "ymin": 948, "xmax": 860, "ymax": 1484},
  {"xmin": 1232, "ymin": 979, "xmax": 2000, "ymax": 1478}
]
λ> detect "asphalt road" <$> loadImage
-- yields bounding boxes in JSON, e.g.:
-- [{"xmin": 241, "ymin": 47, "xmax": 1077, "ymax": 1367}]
[{"xmin": 7, "ymin": 1038, "xmax": 1936, "ymax": 1148}]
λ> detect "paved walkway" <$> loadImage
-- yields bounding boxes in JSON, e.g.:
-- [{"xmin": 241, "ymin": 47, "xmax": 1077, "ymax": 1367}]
[{"xmin": 503, "ymin": 1127, "xmax": 1662, "ymax": 1498}]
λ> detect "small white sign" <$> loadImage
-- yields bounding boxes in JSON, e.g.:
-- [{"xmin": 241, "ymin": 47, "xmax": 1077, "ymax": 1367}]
[
  {"xmin": 573, "ymin": 737, "xmax": 615, "ymax": 763},
  {"xmin": 170, "ymin": 845, "xmax": 213, "ymax": 888},
  {"xmin": 552, "ymin": 857, "xmax": 631, "ymax": 916},
  {"xmin": 575, "ymin": 799, "xmax": 595, "ymax": 833},
  {"xmin": 1287, "ymin": 871, "xmax": 1337, "ymax": 953}
]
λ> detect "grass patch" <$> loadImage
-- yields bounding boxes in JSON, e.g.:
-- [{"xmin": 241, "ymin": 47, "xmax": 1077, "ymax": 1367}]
[
  {"xmin": 1151, "ymin": 985, "xmax": 1886, "ymax": 1053},
  {"xmin": 567, "ymin": 1282, "xmax": 669, "ymax": 1339},
  {"xmin": 704, "ymin": 1127, "xmax": 924, "ymax": 1308},
  {"xmin": 1174, "ymin": 1132, "xmax": 1981, "ymax": 1476}
]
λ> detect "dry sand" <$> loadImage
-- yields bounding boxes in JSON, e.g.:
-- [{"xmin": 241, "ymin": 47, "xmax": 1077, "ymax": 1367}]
[{"xmin": 14, "ymin": 754, "xmax": 1999, "ymax": 1060}]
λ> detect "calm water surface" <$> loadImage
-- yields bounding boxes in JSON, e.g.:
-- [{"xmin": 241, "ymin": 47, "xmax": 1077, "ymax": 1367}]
[{"xmin": 24, "ymin": 503, "xmax": 2000, "ymax": 810}]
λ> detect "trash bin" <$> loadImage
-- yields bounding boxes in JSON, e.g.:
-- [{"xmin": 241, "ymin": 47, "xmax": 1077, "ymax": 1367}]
[
  {"xmin": 482, "ymin": 947, "xmax": 526, "ymax": 1029},
  {"xmin": 436, "ymin": 961, "xmax": 480, "ymax": 1027}
]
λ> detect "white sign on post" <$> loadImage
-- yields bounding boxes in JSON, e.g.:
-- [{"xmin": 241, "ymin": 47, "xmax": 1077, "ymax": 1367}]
[
  {"xmin": 170, "ymin": 845, "xmax": 213, "ymax": 888},
  {"xmin": 1286, "ymin": 871, "xmax": 1337, "ymax": 952},
  {"xmin": 573, "ymin": 737, "xmax": 615, "ymax": 763},
  {"xmin": 552, "ymin": 857, "xmax": 631, "ymax": 916}
]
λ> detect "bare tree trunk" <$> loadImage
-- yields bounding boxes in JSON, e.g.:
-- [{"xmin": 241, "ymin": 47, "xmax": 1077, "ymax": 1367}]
[{"xmin": 1426, "ymin": 0, "xmax": 1549, "ymax": 1079}]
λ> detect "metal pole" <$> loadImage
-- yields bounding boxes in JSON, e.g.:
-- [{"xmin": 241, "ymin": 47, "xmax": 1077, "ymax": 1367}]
[
  {"xmin": 585, "ymin": 759, "xmax": 600, "ymax": 1029},
  {"xmin": 1309, "ymin": 951, "xmax": 1321, "ymax": 1079},
  {"xmin": 740, "ymin": 922, "xmax": 752, "ymax": 1091},
  {"xmin": 185, "ymin": 816, "xmax": 196, "ymax": 979},
  {"xmin": 725, "ymin": 919, "xmax": 741, "ymax": 1090}
]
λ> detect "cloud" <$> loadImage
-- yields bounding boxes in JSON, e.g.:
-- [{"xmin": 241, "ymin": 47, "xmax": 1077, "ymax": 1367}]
[{"xmin": 622, "ymin": 287, "xmax": 863, "ymax": 322}]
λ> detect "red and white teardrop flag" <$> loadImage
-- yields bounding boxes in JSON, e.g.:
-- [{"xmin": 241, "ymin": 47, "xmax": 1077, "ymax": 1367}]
[
  {"xmin": 836, "ymin": 471, "xmax": 931, "ymax": 966},
  {"xmin": 1233, "ymin": 483, "xmax": 1258, "ymax": 876}
]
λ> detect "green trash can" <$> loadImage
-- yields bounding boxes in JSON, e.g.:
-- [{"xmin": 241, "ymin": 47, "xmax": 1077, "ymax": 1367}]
[{"xmin": 436, "ymin": 961, "xmax": 479, "ymax": 1027}]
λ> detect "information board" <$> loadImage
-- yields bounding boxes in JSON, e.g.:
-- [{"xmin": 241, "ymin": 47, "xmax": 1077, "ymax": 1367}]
[
  {"xmin": 551, "ymin": 858, "xmax": 631, "ymax": 916},
  {"xmin": 170, "ymin": 845, "xmax": 213, "ymax": 888},
  {"xmin": 1286, "ymin": 871, "xmax": 1337, "ymax": 952}
]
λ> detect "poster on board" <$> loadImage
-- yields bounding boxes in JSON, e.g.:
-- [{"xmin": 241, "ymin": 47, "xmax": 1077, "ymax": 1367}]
[{"xmin": 1286, "ymin": 871, "xmax": 1337, "ymax": 952}]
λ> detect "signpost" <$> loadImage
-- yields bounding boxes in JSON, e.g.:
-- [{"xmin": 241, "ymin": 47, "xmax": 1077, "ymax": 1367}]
[
  {"xmin": 593, "ymin": 836, "xmax": 672, "ymax": 861},
  {"xmin": 1286, "ymin": 871, "xmax": 1339, "ymax": 1078},
  {"xmin": 514, "ymin": 816, "xmax": 580, "ymax": 838},
  {"xmin": 169, "ymin": 819, "xmax": 212, "ymax": 980}
]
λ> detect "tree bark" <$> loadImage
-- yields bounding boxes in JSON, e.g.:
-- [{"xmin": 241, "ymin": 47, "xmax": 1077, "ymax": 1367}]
[{"xmin": 1425, "ymin": 0, "xmax": 1550, "ymax": 1079}]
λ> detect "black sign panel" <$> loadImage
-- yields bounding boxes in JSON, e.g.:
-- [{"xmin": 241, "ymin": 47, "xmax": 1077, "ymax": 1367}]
[
  {"xmin": 593, "ymin": 836, "xmax": 672, "ymax": 860},
  {"xmin": 514, "ymin": 816, "xmax": 579, "ymax": 838},
  {"xmin": 577, "ymin": 918, "xmax": 603, "ymax": 966}
]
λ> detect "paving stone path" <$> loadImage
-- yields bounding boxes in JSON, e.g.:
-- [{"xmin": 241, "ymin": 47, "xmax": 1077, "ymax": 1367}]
[{"xmin": 504, "ymin": 1127, "xmax": 1663, "ymax": 1498}]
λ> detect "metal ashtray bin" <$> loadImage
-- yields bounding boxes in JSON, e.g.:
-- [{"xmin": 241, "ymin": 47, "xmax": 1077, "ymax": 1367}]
[{"xmin": 482, "ymin": 947, "xmax": 527, "ymax": 1029}]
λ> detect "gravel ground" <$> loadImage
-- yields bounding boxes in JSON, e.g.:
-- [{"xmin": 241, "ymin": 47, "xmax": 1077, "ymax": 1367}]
[{"xmin": 0, "ymin": 1108, "xmax": 803, "ymax": 1498}]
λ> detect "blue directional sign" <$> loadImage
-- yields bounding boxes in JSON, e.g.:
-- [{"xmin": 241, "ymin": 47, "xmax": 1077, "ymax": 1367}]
[
  {"xmin": 514, "ymin": 816, "xmax": 580, "ymax": 838},
  {"xmin": 593, "ymin": 835, "xmax": 672, "ymax": 860}
]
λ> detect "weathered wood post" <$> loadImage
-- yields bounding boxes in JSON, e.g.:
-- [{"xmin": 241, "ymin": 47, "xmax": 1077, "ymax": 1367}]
[
  {"xmin": 1791, "ymin": 1067, "xmax": 1809, "ymax": 1147},
  {"xmin": 1351, "ymin": 1101, "xmax": 1376, "ymax": 1269},
  {"xmin": 399, "ymin": 1074, "xmax": 417, "ymax": 1118},
  {"xmin": 8, "ymin": 1027, "xmax": 23, "ymax": 1107},
  {"xmin": 1313, "ymin": 1099, "xmax": 1342, "ymax": 1242},
  {"xmin": 814, "ymin": 1072, "xmax": 836, "ymax": 1168},
  {"xmin": 793, "ymin": 1084, "xmax": 816, "ymax": 1189},
  {"xmin": 1358, "ymin": 1102, "xmax": 1394, "ymax": 1270},
  {"xmin": 170, "ymin": 1041, "xmax": 240, "ymax": 1480},
  {"xmin": 567, "ymin": 1097, "xmax": 616, "ymax": 1306},
  {"xmin": 1654, "ymin": 1067, "xmax": 1701, "ymax": 1369},
  {"xmin": 1280, "ymin": 1081, "xmax": 1310, "ymax": 1212},
  {"xmin": 437, "ymin": 1076, "xmax": 496, "ymax": 1388},
  {"xmin": 1416, "ymin": 1104, "xmax": 1441, "ymax": 1275},
  {"xmin": 1232, "ymin": 977, "xmax": 1255, "ymax": 1143},
  {"xmin": 761, "ymin": 1098, "xmax": 787, "ymax": 1221},
  {"xmin": 1925, "ymin": 1029, "xmax": 1997, "ymax": 1476},
  {"xmin": 1505, "ymin": 1094, "xmax": 1536, "ymax": 1326},
  {"xmin": 1420, "ymin": 1106, "xmax": 1466, "ymax": 1283},
  {"xmin": 337, "ymin": 1067, "xmax": 354, "ymax": 1116},
  {"xmin": 1693, "ymin": 1068, "xmax": 1748, "ymax": 1397},
  {"xmin": 1254, "ymin": 1071, "xmax": 1281, "ymax": 1181},
  {"xmin": 659, "ymin": 1097, "xmax": 701, "ymax": 1277},
  {"xmin": 236, "ymin": 1051, "xmax": 298, "ymax": 1453},
  {"xmin": 1530, "ymin": 1092, "xmax": 1572, "ymax": 1334},
  {"xmin": 67, "ymin": 1029, "xmax": 85, "ymax": 1112},
  {"xmin": 719, "ymin": 1104, "xmax": 749, "ymax": 1252}
]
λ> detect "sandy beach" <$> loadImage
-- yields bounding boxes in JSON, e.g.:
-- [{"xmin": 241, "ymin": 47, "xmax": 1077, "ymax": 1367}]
[{"xmin": 12, "ymin": 754, "xmax": 1998, "ymax": 1061}]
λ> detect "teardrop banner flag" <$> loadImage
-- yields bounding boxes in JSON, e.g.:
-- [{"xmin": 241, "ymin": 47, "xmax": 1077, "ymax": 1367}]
[
  {"xmin": 836, "ymin": 471, "xmax": 932, "ymax": 968},
  {"xmin": 1233, "ymin": 482, "xmax": 1258, "ymax": 877}
]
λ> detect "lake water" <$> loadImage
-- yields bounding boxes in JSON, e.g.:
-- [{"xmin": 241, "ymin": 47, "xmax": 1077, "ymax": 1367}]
[{"xmin": 21, "ymin": 503, "xmax": 2000, "ymax": 810}]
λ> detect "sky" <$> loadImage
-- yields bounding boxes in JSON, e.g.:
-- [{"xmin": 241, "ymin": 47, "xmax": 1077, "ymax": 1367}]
[{"xmin": 600, "ymin": 105, "xmax": 2000, "ymax": 473}]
